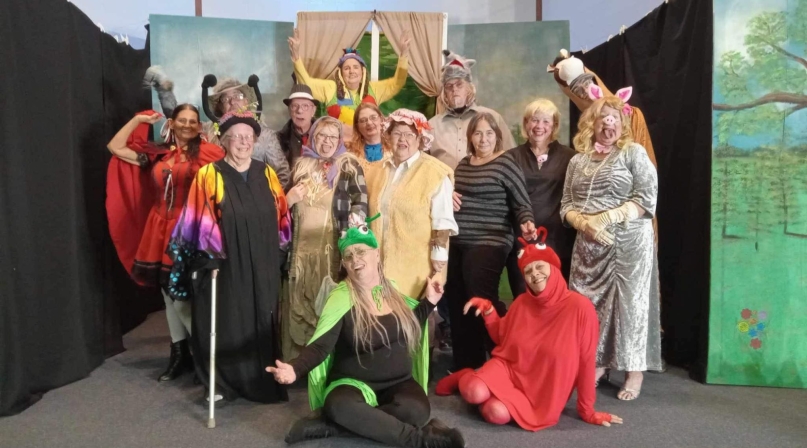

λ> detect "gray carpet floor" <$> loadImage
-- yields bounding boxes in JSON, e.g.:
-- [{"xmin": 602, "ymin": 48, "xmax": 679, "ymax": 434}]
[{"xmin": 2, "ymin": 310, "xmax": 807, "ymax": 448}]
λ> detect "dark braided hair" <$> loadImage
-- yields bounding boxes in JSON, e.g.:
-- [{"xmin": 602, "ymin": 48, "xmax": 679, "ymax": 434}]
[{"xmin": 165, "ymin": 103, "xmax": 202, "ymax": 160}]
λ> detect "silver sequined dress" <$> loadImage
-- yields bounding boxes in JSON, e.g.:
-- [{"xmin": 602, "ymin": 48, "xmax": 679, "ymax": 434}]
[{"xmin": 560, "ymin": 143, "xmax": 661, "ymax": 371}]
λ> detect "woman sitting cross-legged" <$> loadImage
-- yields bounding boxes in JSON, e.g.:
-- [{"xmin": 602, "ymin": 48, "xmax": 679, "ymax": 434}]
[
  {"xmin": 435, "ymin": 228, "xmax": 623, "ymax": 432},
  {"xmin": 266, "ymin": 216, "xmax": 466, "ymax": 448}
]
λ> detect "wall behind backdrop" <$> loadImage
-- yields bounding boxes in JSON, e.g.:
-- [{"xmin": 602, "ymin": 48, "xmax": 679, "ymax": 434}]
[
  {"xmin": 71, "ymin": 0, "xmax": 535, "ymax": 49},
  {"xmin": 72, "ymin": 0, "xmax": 667, "ymax": 50}
]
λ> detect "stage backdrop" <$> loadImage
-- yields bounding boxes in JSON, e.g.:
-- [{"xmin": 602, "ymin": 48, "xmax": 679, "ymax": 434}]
[
  {"xmin": 355, "ymin": 32, "xmax": 436, "ymax": 117},
  {"xmin": 448, "ymin": 21, "xmax": 571, "ymax": 146},
  {"xmin": 710, "ymin": 0, "xmax": 807, "ymax": 388},
  {"xmin": 149, "ymin": 15, "xmax": 293, "ymax": 131}
]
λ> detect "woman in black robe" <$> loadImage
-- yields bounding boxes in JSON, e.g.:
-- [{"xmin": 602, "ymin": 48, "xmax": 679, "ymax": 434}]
[
  {"xmin": 507, "ymin": 99, "xmax": 577, "ymax": 295},
  {"xmin": 166, "ymin": 111, "xmax": 292, "ymax": 404}
]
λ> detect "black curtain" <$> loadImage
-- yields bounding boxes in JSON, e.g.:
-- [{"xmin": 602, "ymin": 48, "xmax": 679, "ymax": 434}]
[
  {"xmin": 570, "ymin": 0, "xmax": 713, "ymax": 380},
  {"xmin": 0, "ymin": 0, "xmax": 161, "ymax": 416}
]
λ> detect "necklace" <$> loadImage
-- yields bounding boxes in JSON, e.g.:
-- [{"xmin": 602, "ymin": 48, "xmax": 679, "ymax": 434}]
[
  {"xmin": 574, "ymin": 150, "xmax": 615, "ymax": 213},
  {"xmin": 532, "ymin": 147, "xmax": 549, "ymax": 170}
]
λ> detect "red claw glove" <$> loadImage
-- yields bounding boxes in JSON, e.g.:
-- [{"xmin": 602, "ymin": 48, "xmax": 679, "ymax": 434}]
[
  {"xmin": 465, "ymin": 297, "xmax": 494, "ymax": 317},
  {"xmin": 584, "ymin": 411, "xmax": 613, "ymax": 425}
]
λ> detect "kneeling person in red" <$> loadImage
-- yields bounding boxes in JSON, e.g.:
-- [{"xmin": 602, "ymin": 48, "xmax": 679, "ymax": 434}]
[{"xmin": 435, "ymin": 228, "xmax": 623, "ymax": 430}]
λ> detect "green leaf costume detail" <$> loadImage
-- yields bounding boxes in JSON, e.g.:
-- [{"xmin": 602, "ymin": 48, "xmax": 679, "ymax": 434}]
[{"xmin": 305, "ymin": 281, "xmax": 429, "ymax": 410}]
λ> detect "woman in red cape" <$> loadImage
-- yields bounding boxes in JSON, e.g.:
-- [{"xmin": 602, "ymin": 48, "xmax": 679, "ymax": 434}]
[
  {"xmin": 106, "ymin": 104, "xmax": 224, "ymax": 383},
  {"xmin": 435, "ymin": 228, "xmax": 623, "ymax": 431}
]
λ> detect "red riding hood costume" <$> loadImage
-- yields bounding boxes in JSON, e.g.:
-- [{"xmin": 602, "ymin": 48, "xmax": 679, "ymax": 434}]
[
  {"xmin": 436, "ymin": 230, "xmax": 612, "ymax": 431},
  {"xmin": 106, "ymin": 110, "xmax": 224, "ymax": 288}
]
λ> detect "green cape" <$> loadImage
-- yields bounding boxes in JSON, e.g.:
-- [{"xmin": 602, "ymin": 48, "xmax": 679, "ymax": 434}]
[{"xmin": 306, "ymin": 281, "xmax": 429, "ymax": 410}]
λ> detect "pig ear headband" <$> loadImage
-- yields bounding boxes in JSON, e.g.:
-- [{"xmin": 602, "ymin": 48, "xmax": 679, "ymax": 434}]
[{"xmin": 587, "ymin": 84, "xmax": 634, "ymax": 115}]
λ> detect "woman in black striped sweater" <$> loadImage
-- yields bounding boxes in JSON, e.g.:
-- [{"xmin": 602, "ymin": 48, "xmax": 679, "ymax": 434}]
[{"xmin": 446, "ymin": 112, "xmax": 537, "ymax": 370}]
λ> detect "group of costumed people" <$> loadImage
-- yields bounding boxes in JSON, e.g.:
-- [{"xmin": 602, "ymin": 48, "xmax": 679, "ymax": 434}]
[{"xmin": 104, "ymin": 25, "xmax": 660, "ymax": 446}]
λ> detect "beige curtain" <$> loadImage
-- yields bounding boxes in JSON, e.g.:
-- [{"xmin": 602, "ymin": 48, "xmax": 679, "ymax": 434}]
[
  {"xmin": 296, "ymin": 12, "xmax": 374, "ymax": 79},
  {"xmin": 374, "ymin": 12, "xmax": 445, "ymax": 112},
  {"xmin": 374, "ymin": 12, "xmax": 444, "ymax": 98}
]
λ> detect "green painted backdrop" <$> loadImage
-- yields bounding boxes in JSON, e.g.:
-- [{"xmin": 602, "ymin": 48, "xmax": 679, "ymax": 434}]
[
  {"xmin": 448, "ymin": 21, "xmax": 571, "ymax": 147},
  {"xmin": 355, "ymin": 33, "xmax": 436, "ymax": 117},
  {"xmin": 709, "ymin": 0, "xmax": 807, "ymax": 388}
]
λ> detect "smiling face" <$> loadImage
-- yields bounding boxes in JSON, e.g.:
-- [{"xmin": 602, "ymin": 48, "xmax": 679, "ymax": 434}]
[
  {"xmin": 443, "ymin": 78, "xmax": 471, "ymax": 109},
  {"xmin": 314, "ymin": 123, "xmax": 341, "ymax": 158},
  {"xmin": 357, "ymin": 107, "xmax": 382, "ymax": 142},
  {"xmin": 388, "ymin": 123, "xmax": 419, "ymax": 163},
  {"xmin": 594, "ymin": 105, "xmax": 623, "ymax": 147},
  {"xmin": 168, "ymin": 108, "xmax": 202, "ymax": 143},
  {"xmin": 288, "ymin": 98, "xmax": 315, "ymax": 130},
  {"xmin": 222, "ymin": 123, "xmax": 255, "ymax": 164},
  {"xmin": 523, "ymin": 260, "xmax": 551, "ymax": 294},
  {"xmin": 341, "ymin": 59, "xmax": 364, "ymax": 90},
  {"xmin": 342, "ymin": 243, "xmax": 380, "ymax": 283},
  {"xmin": 471, "ymin": 118, "xmax": 498, "ymax": 158},
  {"xmin": 525, "ymin": 111, "xmax": 556, "ymax": 146}
]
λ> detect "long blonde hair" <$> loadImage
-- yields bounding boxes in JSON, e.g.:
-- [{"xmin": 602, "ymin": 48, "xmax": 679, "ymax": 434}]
[
  {"xmin": 292, "ymin": 152, "xmax": 359, "ymax": 199},
  {"xmin": 344, "ymin": 262, "xmax": 422, "ymax": 357},
  {"xmin": 292, "ymin": 116, "xmax": 358, "ymax": 198},
  {"xmin": 573, "ymin": 96, "xmax": 633, "ymax": 154}
]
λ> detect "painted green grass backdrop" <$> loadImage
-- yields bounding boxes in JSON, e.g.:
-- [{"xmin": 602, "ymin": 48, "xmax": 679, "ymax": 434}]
[{"xmin": 709, "ymin": 0, "xmax": 807, "ymax": 388}]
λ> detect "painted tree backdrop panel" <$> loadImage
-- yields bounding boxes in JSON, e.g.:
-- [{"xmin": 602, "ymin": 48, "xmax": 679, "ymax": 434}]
[
  {"xmin": 448, "ymin": 21, "xmax": 571, "ymax": 147},
  {"xmin": 150, "ymin": 15, "xmax": 294, "ymax": 131},
  {"xmin": 710, "ymin": 0, "xmax": 807, "ymax": 388}
]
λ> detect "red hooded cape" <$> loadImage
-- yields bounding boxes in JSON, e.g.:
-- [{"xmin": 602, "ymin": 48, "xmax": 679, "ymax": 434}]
[
  {"xmin": 106, "ymin": 110, "xmax": 223, "ymax": 285},
  {"xmin": 106, "ymin": 111, "xmax": 167, "ymax": 284},
  {"xmin": 474, "ymin": 265, "xmax": 601, "ymax": 431}
]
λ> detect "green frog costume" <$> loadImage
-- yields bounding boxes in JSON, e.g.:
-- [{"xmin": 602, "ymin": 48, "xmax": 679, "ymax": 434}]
[{"xmin": 305, "ymin": 213, "xmax": 429, "ymax": 410}]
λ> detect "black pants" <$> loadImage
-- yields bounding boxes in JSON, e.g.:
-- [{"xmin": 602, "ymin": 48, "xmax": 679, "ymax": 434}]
[
  {"xmin": 505, "ymin": 241, "xmax": 527, "ymax": 298},
  {"xmin": 323, "ymin": 379, "xmax": 430, "ymax": 447},
  {"xmin": 445, "ymin": 244, "xmax": 509, "ymax": 370}
]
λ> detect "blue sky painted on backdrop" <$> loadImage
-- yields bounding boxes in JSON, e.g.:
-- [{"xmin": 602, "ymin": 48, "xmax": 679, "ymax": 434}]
[{"xmin": 713, "ymin": 0, "xmax": 807, "ymax": 149}]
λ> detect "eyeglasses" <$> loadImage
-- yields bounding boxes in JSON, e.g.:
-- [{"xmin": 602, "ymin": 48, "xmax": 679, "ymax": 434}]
[
  {"xmin": 342, "ymin": 247, "xmax": 370, "ymax": 263},
  {"xmin": 290, "ymin": 103, "xmax": 314, "ymax": 112},
  {"xmin": 224, "ymin": 134, "xmax": 254, "ymax": 142},
  {"xmin": 220, "ymin": 93, "xmax": 246, "ymax": 106},
  {"xmin": 444, "ymin": 80, "xmax": 466, "ymax": 91},
  {"xmin": 390, "ymin": 131, "xmax": 417, "ymax": 140},
  {"xmin": 316, "ymin": 134, "xmax": 340, "ymax": 142},
  {"xmin": 358, "ymin": 115, "xmax": 381, "ymax": 125}
]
